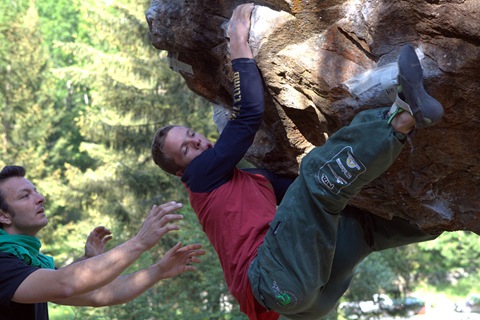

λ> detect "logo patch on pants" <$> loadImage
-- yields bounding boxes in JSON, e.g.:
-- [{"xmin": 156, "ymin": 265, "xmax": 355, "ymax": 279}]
[
  {"xmin": 272, "ymin": 281, "xmax": 298, "ymax": 310},
  {"xmin": 316, "ymin": 146, "xmax": 366, "ymax": 194}
]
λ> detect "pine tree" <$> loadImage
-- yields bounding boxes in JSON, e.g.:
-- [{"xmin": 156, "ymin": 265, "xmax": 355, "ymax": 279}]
[{"xmin": 0, "ymin": 1, "xmax": 54, "ymax": 175}]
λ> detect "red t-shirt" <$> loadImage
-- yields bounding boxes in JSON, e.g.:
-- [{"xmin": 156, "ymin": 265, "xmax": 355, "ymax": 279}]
[{"xmin": 187, "ymin": 169, "xmax": 279, "ymax": 320}]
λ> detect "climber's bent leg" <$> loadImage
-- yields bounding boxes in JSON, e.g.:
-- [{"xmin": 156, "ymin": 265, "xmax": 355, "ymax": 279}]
[{"xmin": 249, "ymin": 107, "xmax": 407, "ymax": 318}]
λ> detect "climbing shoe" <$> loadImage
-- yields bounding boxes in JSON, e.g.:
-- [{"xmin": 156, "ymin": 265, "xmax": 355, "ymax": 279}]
[{"xmin": 389, "ymin": 44, "xmax": 444, "ymax": 128}]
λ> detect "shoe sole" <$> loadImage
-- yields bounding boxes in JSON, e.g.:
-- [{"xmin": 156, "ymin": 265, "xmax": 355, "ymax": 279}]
[{"xmin": 397, "ymin": 44, "xmax": 444, "ymax": 128}]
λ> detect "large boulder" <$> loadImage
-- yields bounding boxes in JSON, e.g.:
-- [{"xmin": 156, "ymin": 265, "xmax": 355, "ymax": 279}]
[{"xmin": 146, "ymin": 0, "xmax": 480, "ymax": 234}]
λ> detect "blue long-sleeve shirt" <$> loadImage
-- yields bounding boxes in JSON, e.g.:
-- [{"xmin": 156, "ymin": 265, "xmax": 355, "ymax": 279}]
[
  {"xmin": 181, "ymin": 58, "xmax": 265, "ymax": 191},
  {"xmin": 182, "ymin": 58, "xmax": 293, "ymax": 202}
]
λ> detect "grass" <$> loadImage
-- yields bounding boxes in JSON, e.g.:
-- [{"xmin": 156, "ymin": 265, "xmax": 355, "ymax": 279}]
[{"xmin": 49, "ymin": 304, "xmax": 77, "ymax": 320}]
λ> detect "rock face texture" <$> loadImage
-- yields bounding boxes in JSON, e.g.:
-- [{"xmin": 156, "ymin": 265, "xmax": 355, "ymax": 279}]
[{"xmin": 146, "ymin": 0, "xmax": 480, "ymax": 234}]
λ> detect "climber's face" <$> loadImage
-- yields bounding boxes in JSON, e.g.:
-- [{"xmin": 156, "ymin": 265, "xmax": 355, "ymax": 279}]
[{"xmin": 162, "ymin": 126, "xmax": 213, "ymax": 176}]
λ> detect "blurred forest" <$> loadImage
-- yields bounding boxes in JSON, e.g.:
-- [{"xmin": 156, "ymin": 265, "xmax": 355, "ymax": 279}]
[{"xmin": 0, "ymin": 0, "xmax": 478, "ymax": 319}]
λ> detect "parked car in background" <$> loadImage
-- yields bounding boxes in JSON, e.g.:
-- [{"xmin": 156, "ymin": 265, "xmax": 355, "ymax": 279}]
[
  {"xmin": 391, "ymin": 296, "xmax": 426, "ymax": 317},
  {"xmin": 340, "ymin": 294, "xmax": 425, "ymax": 319},
  {"xmin": 455, "ymin": 294, "xmax": 480, "ymax": 313}
]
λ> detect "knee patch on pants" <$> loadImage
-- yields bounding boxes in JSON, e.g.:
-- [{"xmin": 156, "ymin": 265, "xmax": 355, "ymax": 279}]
[{"xmin": 253, "ymin": 267, "xmax": 320, "ymax": 315}]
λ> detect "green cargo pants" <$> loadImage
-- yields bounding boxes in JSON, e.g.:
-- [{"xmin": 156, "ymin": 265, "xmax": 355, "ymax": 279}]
[{"xmin": 248, "ymin": 107, "xmax": 438, "ymax": 319}]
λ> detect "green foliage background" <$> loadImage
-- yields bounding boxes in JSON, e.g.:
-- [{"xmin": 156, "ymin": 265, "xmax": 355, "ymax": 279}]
[{"xmin": 1, "ymin": 0, "xmax": 478, "ymax": 319}]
